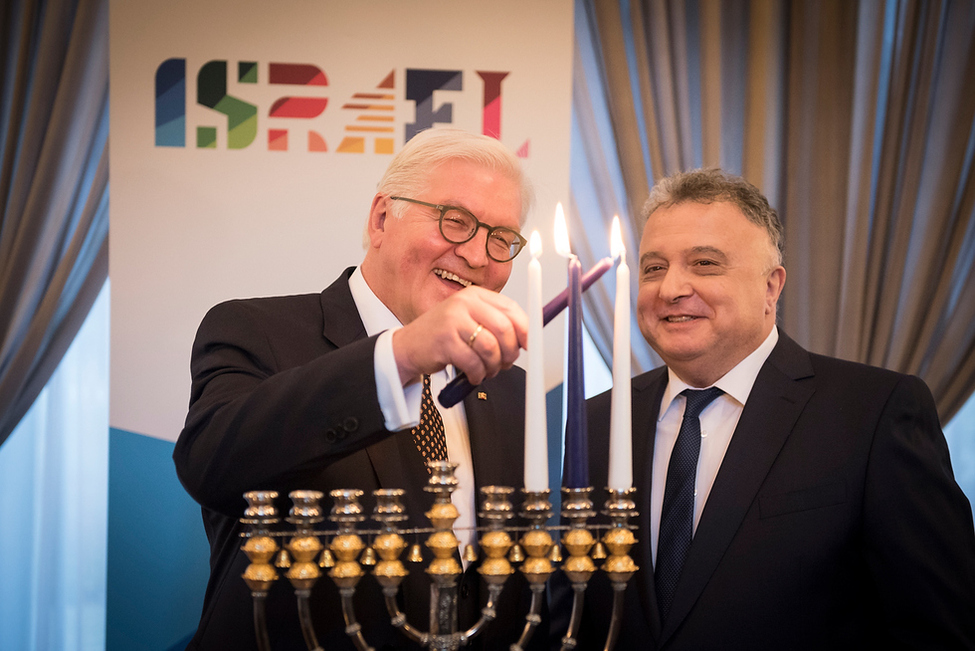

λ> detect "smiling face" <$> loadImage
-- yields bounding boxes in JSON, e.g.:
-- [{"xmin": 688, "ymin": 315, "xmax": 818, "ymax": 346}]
[
  {"xmin": 637, "ymin": 200, "xmax": 785, "ymax": 387},
  {"xmin": 360, "ymin": 158, "xmax": 523, "ymax": 325}
]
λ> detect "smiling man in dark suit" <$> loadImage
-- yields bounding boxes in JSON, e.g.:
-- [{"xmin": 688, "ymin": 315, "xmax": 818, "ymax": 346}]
[
  {"xmin": 174, "ymin": 128, "xmax": 544, "ymax": 650},
  {"xmin": 576, "ymin": 168, "xmax": 975, "ymax": 649}
]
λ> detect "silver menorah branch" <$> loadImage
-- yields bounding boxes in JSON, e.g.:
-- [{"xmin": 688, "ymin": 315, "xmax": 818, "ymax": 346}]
[{"xmin": 240, "ymin": 461, "xmax": 639, "ymax": 651}]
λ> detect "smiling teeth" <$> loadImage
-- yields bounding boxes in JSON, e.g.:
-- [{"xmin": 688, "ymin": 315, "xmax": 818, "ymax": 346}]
[
  {"xmin": 666, "ymin": 316, "xmax": 695, "ymax": 322},
  {"xmin": 435, "ymin": 269, "xmax": 472, "ymax": 287}
]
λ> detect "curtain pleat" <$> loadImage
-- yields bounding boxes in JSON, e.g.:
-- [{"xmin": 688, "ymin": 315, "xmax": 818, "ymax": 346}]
[
  {"xmin": 593, "ymin": 0, "xmax": 653, "ymax": 221},
  {"xmin": 0, "ymin": 0, "xmax": 108, "ymax": 447}
]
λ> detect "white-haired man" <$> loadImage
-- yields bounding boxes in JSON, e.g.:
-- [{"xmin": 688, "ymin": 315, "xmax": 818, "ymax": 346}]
[{"xmin": 175, "ymin": 128, "xmax": 544, "ymax": 650}]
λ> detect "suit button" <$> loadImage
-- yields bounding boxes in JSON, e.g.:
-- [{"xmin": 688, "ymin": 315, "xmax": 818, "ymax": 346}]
[
  {"xmin": 324, "ymin": 428, "xmax": 337, "ymax": 442},
  {"xmin": 343, "ymin": 417, "xmax": 359, "ymax": 432},
  {"xmin": 460, "ymin": 583, "xmax": 470, "ymax": 598}
]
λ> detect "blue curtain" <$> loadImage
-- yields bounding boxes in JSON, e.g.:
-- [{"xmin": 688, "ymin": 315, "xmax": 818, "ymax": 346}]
[
  {"xmin": 0, "ymin": 0, "xmax": 109, "ymax": 447},
  {"xmin": 0, "ymin": 281, "xmax": 108, "ymax": 650}
]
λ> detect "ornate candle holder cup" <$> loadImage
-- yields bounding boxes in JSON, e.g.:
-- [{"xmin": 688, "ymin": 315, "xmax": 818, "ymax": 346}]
[
  {"xmin": 284, "ymin": 490, "xmax": 326, "ymax": 651},
  {"xmin": 240, "ymin": 491, "xmax": 280, "ymax": 651},
  {"xmin": 600, "ymin": 488, "xmax": 639, "ymax": 650},
  {"xmin": 511, "ymin": 488, "xmax": 554, "ymax": 651},
  {"xmin": 559, "ymin": 486, "xmax": 597, "ymax": 651},
  {"xmin": 327, "ymin": 488, "xmax": 372, "ymax": 651}
]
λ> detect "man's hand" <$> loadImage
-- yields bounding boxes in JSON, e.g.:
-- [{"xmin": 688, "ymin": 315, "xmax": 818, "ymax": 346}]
[{"xmin": 392, "ymin": 286, "xmax": 528, "ymax": 386}]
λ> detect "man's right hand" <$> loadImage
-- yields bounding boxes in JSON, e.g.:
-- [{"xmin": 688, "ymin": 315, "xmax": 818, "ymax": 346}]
[{"xmin": 391, "ymin": 286, "xmax": 528, "ymax": 387}]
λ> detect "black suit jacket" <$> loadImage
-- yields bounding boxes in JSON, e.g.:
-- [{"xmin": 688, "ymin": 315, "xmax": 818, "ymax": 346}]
[
  {"xmin": 174, "ymin": 268, "xmax": 540, "ymax": 650},
  {"xmin": 567, "ymin": 331, "xmax": 975, "ymax": 650}
]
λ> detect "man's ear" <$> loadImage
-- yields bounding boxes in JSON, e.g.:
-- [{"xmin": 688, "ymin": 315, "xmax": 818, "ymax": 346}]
[
  {"xmin": 366, "ymin": 194, "xmax": 388, "ymax": 249},
  {"xmin": 765, "ymin": 265, "xmax": 786, "ymax": 313}
]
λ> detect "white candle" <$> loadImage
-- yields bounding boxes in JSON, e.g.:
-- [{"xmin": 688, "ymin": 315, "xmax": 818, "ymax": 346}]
[
  {"xmin": 524, "ymin": 230, "xmax": 548, "ymax": 491},
  {"xmin": 608, "ymin": 216, "xmax": 632, "ymax": 490}
]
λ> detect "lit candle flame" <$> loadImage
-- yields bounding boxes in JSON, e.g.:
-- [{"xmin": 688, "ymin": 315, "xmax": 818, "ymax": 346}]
[
  {"xmin": 554, "ymin": 202, "xmax": 572, "ymax": 257},
  {"xmin": 530, "ymin": 230, "xmax": 542, "ymax": 258},
  {"xmin": 611, "ymin": 215, "xmax": 625, "ymax": 260}
]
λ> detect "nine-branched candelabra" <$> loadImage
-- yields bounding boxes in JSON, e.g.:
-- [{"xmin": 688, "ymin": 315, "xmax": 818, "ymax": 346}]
[{"xmin": 240, "ymin": 461, "xmax": 638, "ymax": 651}]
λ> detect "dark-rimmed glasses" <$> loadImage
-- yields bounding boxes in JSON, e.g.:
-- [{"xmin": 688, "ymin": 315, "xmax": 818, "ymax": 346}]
[{"xmin": 389, "ymin": 196, "xmax": 527, "ymax": 262}]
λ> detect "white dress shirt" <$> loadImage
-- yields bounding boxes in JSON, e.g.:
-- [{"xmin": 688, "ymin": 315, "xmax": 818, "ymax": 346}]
[
  {"xmin": 347, "ymin": 268, "xmax": 476, "ymax": 561},
  {"xmin": 649, "ymin": 327, "xmax": 779, "ymax": 564}
]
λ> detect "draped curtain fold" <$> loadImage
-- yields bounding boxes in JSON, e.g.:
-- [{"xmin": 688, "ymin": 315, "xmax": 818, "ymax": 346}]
[
  {"xmin": 0, "ymin": 0, "xmax": 109, "ymax": 447},
  {"xmin": 573, "ymin": 0, "xmax": 975, "ymax": 421}
]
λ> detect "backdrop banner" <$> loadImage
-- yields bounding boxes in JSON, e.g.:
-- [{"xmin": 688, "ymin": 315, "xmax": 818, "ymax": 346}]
[{"xmin": 110, "ymin": 0, "xmax": 574, "ymax": 442}]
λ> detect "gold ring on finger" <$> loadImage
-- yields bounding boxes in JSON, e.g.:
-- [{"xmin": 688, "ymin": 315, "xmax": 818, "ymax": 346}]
[{"xmin": 468, "ymin": 323, "xmax": 484, "ymax": 348}]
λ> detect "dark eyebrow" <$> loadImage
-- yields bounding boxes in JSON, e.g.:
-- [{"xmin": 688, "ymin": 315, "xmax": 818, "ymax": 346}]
[
  {"xmin": 689, "ymin": 245, "xmax": 728, "ymax": 262},
  {"xmin": 639, "ymin": 246, "xmax": 729, "ymax": 267},
  {"xmin": 640, "ymin": 251, "xmax": 665, "ymax": 267}
]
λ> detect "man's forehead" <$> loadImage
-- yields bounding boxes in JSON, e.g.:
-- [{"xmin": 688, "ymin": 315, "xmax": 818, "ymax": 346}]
[{"xmin": 426, "ymin": 168, "xmax": 522, "ymax": 227}]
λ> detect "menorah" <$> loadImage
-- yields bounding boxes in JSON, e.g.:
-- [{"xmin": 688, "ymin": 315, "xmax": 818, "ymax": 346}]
[{"xmin": 239, "ymin": 461, "xmax": 638, "ymax": 651}]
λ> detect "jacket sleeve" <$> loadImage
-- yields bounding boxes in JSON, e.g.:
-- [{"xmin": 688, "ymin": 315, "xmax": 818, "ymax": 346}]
[
  {"xmin": 863, "ymin": 373, "xmax": 975, "ymax": 646},
  {"xmin": 173, "ymin": 298, "xmax": 396, "ymax": 516}
]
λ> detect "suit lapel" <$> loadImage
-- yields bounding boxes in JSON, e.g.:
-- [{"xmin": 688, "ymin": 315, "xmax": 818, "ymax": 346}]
[
  {"xmin": 631, "ymin": 368, "xmax": 668, "ymax": 641},
  {"xmin": 318, "ymin": 268, "xmax": 431, "ymax": 513},
  {"xmin": 319, "ymin": 267, "xmax": 368, "ymax": 349},
  {"xmin": 464, "ymin": 373, "xmax": 523, "ymax": 496},
  {"xmin": 659, "ymin": 333, "xmax": 815, "ymax": 644}
]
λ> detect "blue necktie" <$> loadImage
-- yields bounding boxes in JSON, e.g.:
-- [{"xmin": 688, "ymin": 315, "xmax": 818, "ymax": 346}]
[{"xmin": 655, "ymin": 387, "xmax": 723, "ymax": 620}]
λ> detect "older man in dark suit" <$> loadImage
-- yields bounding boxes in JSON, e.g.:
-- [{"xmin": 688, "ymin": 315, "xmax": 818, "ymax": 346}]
[
  {"xmin": 573, "ymin": 168, "xmax": 975, "ymax": 649},
  {"xmin": 174, "ymin": 128, "xmax": 544, "ymax": 650}
]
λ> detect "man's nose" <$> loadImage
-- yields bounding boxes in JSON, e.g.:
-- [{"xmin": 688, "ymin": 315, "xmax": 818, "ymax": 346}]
[
  {"xmin": 658, "ymin": 267, "xmax": 692, "ymax": 301},
  {"xmin": 454, "ymin": 227, "xmax": 490, "ymax": 267}
]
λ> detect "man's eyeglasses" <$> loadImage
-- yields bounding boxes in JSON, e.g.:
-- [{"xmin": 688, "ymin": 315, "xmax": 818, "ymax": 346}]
[{"xmin": 389, "ymin": 196, "xmax": 527, "ymax": 263}]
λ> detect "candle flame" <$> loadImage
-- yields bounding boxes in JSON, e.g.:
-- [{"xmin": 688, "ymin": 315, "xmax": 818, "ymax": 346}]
[
  {"xmin": 611, "ymin": 215, "xmax": 625, "ymax": 260},
  {"xmin": 530, "ymin": 230, "xmax": 542, "ymax": 258},
  {"xmin": 554, "ymin": 202, "xmax": 571, "ymax": 257}
]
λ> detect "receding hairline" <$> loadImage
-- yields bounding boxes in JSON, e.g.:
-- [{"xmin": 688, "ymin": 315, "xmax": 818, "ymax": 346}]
[{"xmin": 642, "ymin": 168, "xmax": 784, "ymax": 267}]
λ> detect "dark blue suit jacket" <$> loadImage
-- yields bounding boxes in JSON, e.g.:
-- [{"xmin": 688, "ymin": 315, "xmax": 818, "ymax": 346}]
[
  {"xmin": 174, "ymin": 268, "xmax": 539, "ymax": 650},
  {"xmin": 565, "ymin": 331, "xmax": 975, "ymax": 649}
]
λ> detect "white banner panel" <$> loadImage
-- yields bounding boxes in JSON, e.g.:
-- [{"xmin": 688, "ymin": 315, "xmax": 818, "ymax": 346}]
[{"xmin": 110, "ymin": 0, "xmax": 574, "ymax": 442}]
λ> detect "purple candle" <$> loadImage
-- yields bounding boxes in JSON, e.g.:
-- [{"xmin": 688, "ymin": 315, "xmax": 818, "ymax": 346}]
[
  {"xmin": 555, "ymin": 204, "xmax": 588, "ymax": 488},
  {"xmin": 564, "ymin": 255, "xmax": 588, "ymax": 487}
]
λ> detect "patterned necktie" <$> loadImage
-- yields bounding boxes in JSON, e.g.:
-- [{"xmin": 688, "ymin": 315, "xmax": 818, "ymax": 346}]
[
  {"xmin": 411, "ymin": 374, "xmax": 448, "ymax": 470},
  {"xmin": 655, "ymin": 386, "xmax": 723, "ymax": 621}
]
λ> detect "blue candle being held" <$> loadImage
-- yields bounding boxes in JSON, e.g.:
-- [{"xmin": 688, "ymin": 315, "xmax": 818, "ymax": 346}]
[{"xmin": 563, "ymin": 255, "xmax": 588, "ymax": 488}]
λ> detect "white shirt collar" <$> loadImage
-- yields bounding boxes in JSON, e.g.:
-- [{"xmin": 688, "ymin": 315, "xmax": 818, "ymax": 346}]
[
  {"xmin": 348, "ymin": 266, "xmax": 403, "ymax": 336},
  {"xmin": 348, "ymin": 267, "xmax": 454, "ymax": 382},
  {"xmin": 659, "ymin": 326, "xmax": 779, "ymax": 420}
]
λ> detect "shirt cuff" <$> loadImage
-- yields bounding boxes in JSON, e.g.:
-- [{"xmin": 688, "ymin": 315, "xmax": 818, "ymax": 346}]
[{"xmin": 374, "ymin": 328, "xmax": 421, "ymax": 431}]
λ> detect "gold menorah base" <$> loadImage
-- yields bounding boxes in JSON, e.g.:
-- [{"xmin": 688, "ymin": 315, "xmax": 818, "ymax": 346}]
[{"xmin": 240, "ymin": 461, "xmax": 638, "ymax": 651}]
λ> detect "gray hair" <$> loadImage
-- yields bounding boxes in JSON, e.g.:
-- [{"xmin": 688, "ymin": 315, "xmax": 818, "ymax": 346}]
[
  {"xmin": 377, "ymin": 127, "xmax": 533, "ymax": 226},
  {"xmin": 643, "ymin": 168, "xmax": 784, "ymax": 267}
]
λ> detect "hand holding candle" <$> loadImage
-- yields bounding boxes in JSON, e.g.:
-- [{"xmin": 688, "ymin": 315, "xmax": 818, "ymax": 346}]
[
  {"xmin": 437, "ymin": 255, "xmax": 612, "ymax": 409},
  {"xmin": 524, "ymin": 231, "xmax": 548, "ymax": 491},
  {"xmin": 607, "ymin": 216, "xmax": 632, "ymax": 491}
]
